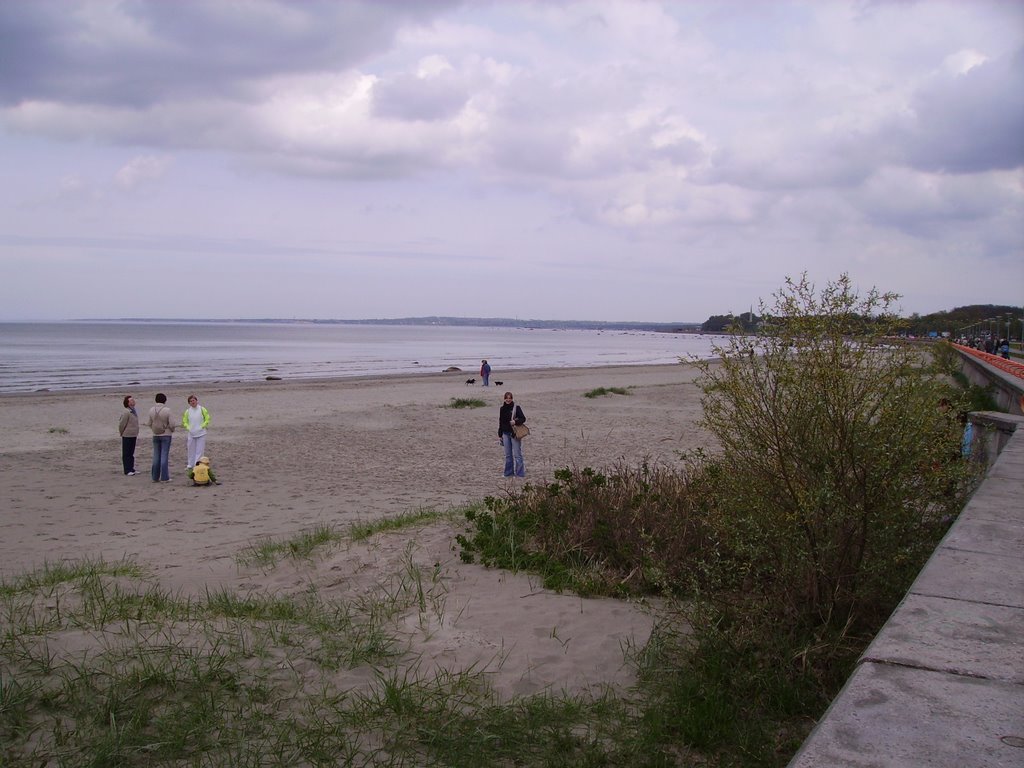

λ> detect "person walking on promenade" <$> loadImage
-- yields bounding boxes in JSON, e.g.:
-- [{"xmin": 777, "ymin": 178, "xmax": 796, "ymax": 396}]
[
  {"xmin": 480, "ymin": 359, "xmax": 492, "ymax": 387},
  {"xmin": 182, "ymin": 394, "xmax": 210, "ymax": 470},
  {"xmin": 498, "ymin": 391, "xmax": 527, "ymax": 478},
  {"xmin": 118, "ymin": 394, "xmax": 139, "ymax": 476},
  {"xmin": 146, "ymin": 393, "xmax": 175, "ymax": 482}
]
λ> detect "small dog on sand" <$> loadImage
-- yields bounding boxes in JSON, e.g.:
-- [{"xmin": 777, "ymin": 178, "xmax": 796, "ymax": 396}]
[
  {"xmin": 465, "ymin": 377, "xmax": 476, "ymax": 385},
  {"xmin": 493, "ymin": 380, "xmax": 503, "ymax": 386}
]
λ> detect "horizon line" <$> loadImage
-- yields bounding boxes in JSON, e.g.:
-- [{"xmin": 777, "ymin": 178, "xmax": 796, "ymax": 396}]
[{"xmin": 8, "ymin": 316, "xmax": 705, "ymax": 327}]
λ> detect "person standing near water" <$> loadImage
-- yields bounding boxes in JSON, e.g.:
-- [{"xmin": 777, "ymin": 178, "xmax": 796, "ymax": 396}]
[
  {"xmin": 480, "ymin": 359, "xmax": 491, "ymax": 386},
  {"xmin": 182, "ymin": 394, "xmax": 210, "ymax": 470},
  {"xmin": 118, "ymin": 394, "xmax": 139, "ymax": 476},
  {"xmin": 498, "ymin": 391, "xmax": 526, "ymax": 478},
  {"xmin": 146, "ymin": 393, "xmax": 175, "ymax": 482}
]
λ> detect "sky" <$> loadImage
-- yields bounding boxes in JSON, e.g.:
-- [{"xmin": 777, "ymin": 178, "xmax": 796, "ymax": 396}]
[{"xmin": 0, "ymin": 0, "xmax": 1022, "ymax": 323}]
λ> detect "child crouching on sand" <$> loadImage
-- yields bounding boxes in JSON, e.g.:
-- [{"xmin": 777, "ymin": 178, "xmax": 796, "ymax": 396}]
[{"xmin": 187, "ymin": 456, "xmax": 218, "ymax": 486}]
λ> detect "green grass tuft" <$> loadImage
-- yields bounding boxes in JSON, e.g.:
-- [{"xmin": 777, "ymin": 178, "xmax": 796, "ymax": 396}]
[
  {"xmin": 236, "ymin": 523, "xmax": 343, "ymax": 567},
  {"xmin": 349, "ymin": 507, "xmax": 454, "ymax": 541},
  {"xmin": 447, "ymin": 397, "xmax": 487, "ymax": 408},
  {"xmin": 583, "ymin": 386, "xmax": 631, "ymax": 398}
]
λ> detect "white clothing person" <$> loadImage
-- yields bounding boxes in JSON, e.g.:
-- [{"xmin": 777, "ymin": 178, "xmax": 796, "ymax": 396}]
[{"xmin": 181, "ymin": 394, "xmax": 210, "ymax": 469}]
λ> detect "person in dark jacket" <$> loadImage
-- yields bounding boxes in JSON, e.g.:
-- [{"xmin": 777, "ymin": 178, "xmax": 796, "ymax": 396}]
[{"xmin": 498, "ymin": 391, "xmax": 526, "ymax": 477}]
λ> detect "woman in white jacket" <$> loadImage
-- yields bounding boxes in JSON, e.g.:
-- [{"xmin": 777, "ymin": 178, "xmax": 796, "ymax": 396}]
[{"xmin": 181, "ymin": 394, "xmax": 210, "ymax": 470}]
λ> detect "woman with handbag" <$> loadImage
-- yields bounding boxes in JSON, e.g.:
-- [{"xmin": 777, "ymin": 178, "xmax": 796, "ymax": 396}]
[{"xmin": 498, "ymin": 391, "xmax": 527, "ymax": 478}]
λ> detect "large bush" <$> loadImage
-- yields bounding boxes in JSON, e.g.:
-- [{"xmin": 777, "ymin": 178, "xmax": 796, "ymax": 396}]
[{"xmin": 696, "ymin": 274, "xmax": 972, "ymax": 630}]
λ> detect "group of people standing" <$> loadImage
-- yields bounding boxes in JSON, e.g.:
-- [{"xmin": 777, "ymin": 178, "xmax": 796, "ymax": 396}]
[
  {"xmin": 118, "ymin": 380, "xmax": 527, "ymax": 482},
  {"xmin": 962, "ymin": 336, "xmax": 1012, "ymax": 359},
  {"xmin": 118, "ymin": 393, "xmax": 210, "ymax": 483}
]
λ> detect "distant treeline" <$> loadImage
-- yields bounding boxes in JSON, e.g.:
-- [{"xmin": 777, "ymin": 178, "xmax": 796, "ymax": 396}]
[
  {"xmin": 700, "ymin": 304, "xmax": 1020, "ymax": 336},
  {"xmin": 899, "ymin": 304, "xmax": 1020, "ymax": 337}
]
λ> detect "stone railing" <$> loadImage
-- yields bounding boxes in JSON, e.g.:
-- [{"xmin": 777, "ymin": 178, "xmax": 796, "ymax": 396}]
[{"xmin": 953, "ymin": 343, "xmax": 1024, "ymax": 416}]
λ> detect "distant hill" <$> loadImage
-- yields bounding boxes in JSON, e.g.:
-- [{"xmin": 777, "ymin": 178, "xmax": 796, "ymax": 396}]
[
  {"xmin": 95, "ymin": 316, "xmax": 704, "ymax": 333},
  {"xmin": 306, "ymin": 316, "xmax": 703, "ymax": 332},
  {"xmin": 899, "ymin": 305, "xmax": 1019, "ymax": 337},
  {"xmin": 85, "ymin": 308, "xmax": 1022, "ymax": 339}
]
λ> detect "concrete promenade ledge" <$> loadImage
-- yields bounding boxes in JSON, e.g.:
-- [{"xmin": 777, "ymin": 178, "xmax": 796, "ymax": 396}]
[
  {"xmin": 788, "ymin": 414, "xmax": 1024, "ymax": 768},
  {"xmin": 953, "ymin": 343, "xmax": 1024, "ymax": 417}
]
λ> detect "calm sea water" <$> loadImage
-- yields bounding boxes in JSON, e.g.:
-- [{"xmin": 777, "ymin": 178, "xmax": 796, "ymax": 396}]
[{"xmin": 0, "ymin": 321, "xmax": 723, "ymax": 394}]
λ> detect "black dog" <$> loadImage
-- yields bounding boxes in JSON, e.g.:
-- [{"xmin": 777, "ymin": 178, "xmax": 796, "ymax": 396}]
[
  {"xmin": 493, "ymin": 380, "xmax": 503, "ymax": 386},
  {"xmin": 465, "ymin": 377, "xmax": 476, "ymax": 385}
]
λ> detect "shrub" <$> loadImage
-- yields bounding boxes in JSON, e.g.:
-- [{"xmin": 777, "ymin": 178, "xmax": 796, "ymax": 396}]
[
  {"xmin": 584, "ymin": 386, "xmax": 631, "ymax": 398},
  {"xmin": 447, "ymin": 397, "xmax": 487, "ymax": 409},
  {"xmin": 930, "ymin": 339, "xmax": 962, "ymax": 375},
  {"xmin": 695, "ymin": 274, "xmax": 973, "ymax": 631},
  {"xmin": 950, "ymin": 371, "xmax": 1001, "ymax": 412},
  {"xmin": 456, "ymin": 461, "xmax": 715, "ymax": 596}
]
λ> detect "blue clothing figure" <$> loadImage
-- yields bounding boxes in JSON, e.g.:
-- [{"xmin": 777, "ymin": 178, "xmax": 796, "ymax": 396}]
[
  {"xmin": 961, "ymin": 420, "xmax": 974, "ymax": 460},
  {"xmin": 480, "ymin": 359, "xmax": 491, "ymax": 387}
]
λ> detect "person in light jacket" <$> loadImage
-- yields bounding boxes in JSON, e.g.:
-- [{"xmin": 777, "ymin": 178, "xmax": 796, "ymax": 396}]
[
  {"xmin": 182, "ymin": 394, "xmax": 210, "ymax": 469},
  {"xmin": 118, "ymin": 394, "xmax": 139, "ymax": 476},
  {"xmin": 146, "ymin": 393, "xmax": 175, "ymax": 482},
  {"xmin": 498, "ymin": 391, "xmax": 526, "ymax": 478}
]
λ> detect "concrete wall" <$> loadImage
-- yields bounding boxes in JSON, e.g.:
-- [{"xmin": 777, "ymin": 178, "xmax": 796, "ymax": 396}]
[
  {"xmin": 970, "ymin": 411, "xmax": 1023, "ymax": 470},
  {"xmin": 956, "ymin": 348, "xmax": 1024, "ymax": 417},
  {"xmin": 787, "ymin": 356, "xmax": 1024, "ymax": 767}
]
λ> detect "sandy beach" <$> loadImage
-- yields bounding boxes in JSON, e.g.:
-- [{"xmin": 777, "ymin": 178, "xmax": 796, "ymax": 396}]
[{"xmin": 0, "ymin": 363, "xmax": 713, "ymax": 700}]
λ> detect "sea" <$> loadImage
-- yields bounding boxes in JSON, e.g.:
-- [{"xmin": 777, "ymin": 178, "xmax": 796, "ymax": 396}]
[{"xmin": 0, "ymin": 321, "xmax": 724, "ymax": 394}]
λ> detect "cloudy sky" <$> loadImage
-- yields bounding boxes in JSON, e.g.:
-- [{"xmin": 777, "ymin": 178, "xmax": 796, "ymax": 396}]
[{"xmin": 1, "ymin": 0, "xmax": 1021, "ymax": 323}]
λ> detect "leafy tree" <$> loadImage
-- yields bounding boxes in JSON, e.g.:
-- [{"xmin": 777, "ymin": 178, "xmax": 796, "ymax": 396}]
[
  {"xmin": 701, "ymin": 314, "xmax": 735, "ymax": 333},
  {"xmin": 696, "ymin": 274, "xmax": 972, "ymax": 631},
  {"xmin": 701, "ymin": 312, "xmax": 761, "ymax": 333}
]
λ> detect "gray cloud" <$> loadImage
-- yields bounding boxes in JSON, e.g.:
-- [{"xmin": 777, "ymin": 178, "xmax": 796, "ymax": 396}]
[
  {"xmin": 0, "ymin": 0, "xmax": 458, "ymax": 107},
  {"xmin": 371, "ymin": 69, "xmax": 470, "ymax": 121},
  {"xmin": 852, "ymin": 167, "xmax": 1021, "ymax": 235},
  {"xmin": 902, "ymin": 48, "xmax": 1024, "ymax": 173}
]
